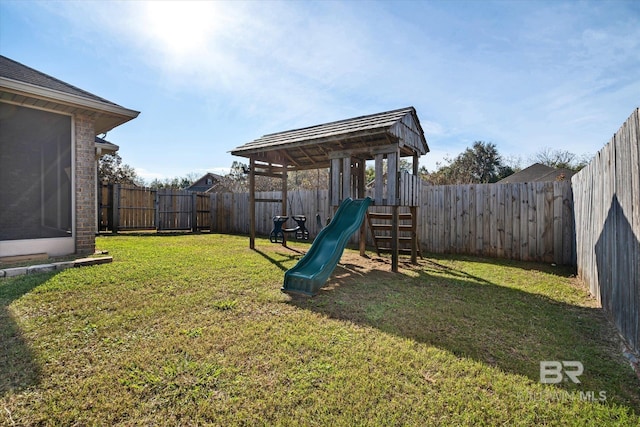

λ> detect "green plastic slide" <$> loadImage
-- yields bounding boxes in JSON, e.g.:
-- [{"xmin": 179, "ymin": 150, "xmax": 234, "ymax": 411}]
[{"xmin": 282, "ymin": 197, "xmax": 373, "ymax": 296}]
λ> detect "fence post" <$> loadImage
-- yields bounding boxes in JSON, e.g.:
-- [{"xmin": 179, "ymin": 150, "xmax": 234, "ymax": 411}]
[
  {"xmin": 97, "ymin": 182, "xmax": 102, "ymax": 233},
  {"xmin": 111, "ymin": 184, "xmax": 120, "ymax": 233},
  {"xmin": 209, "ymin": 193, "xmax": 216, "ymax": 232},
  {"xmin": 192, "ymin": 193, "xmax": 198, "ymax": 233},
  {"xmin": 410, "ymin": 206, "xmax": 418, "ymax": 264},
  {"xmin": 391, "ymin": 205, "xmax": 399, "ymax": 272},
  {"xmin": 154, "ymin": 190, "xmax": 160, "ymax": 231}
]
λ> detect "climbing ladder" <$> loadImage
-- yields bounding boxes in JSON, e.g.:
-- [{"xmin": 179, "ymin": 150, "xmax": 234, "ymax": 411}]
[{"xmin": 366, "ymin": 210, "xmax": 422, "ymax": 258}]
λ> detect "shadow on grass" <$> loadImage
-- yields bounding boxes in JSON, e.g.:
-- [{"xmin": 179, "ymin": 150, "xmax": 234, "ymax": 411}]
[
  {"xmin": 252, "ymin": 246, "xmax": 306, "ymax": 272},
  {"xmin": 287, "ymin": 255, "xmax": 640, "ymax": 411},
  {"xmin": 426, "ymin": 252, "xmax": 578, "ymax": 278},
  {"xmin": 0, "ymin": 273, "xmax": 53, "ymax": 393}
]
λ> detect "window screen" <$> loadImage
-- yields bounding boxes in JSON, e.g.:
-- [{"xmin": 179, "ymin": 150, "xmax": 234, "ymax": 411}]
[{"xmin": 0, "ymin": 103, "xmax": 72, "ymax": 241}]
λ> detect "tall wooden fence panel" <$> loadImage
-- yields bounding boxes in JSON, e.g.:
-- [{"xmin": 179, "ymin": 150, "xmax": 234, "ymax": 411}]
[
  {"xmin": 99, "ymin": 184, "xmax": 575, "ymax": 264},
  {"xmin": 572, "ymin": 107, "xmax": 640, "ymax": 355},
  {"xmin": 100, "ymin": 185, "xmax": 334, "ymax": 236},
  {"xmin": 195, "ymin": 194, "xmax": 211, "ymax": 231},
  {"xmin": 208, "ymin": 190, "xmax": 332, "ymax": 238},
  {"xmin": 420, "ymin": 181, "xmax": 575, "ymax": 265},
  {"xmin": 157, "ymin": 189, "xmax": 193, "ymax": 231},
  {"xmin": 114, "ymin": 185, "xmax": 156, "ymax": 230}
]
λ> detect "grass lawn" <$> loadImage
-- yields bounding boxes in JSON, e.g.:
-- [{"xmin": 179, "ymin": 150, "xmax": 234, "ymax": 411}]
[{"xmin": 1, "ymin": 234, "xmax": 638, "ymax": 425}]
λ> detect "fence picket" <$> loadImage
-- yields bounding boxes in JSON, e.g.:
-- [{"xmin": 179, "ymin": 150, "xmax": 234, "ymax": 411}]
[
  {"xmin": 100, "ymin": 180, "xmax": 575, "ymax": 264},
  {"xmin": 572, "ymin": 107, "xmax": 639, "ymax": 356}
]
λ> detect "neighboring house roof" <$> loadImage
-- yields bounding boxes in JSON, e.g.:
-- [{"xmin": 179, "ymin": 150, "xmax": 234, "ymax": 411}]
[
  {"xmin": 498, "ymin": 163, "xmax": 575, "ymax": 183},
  {"xmin": 231, "ymin": 107, "xmax": 429, "ymax": 170},
  {"xmin": 0, "ymin": 55, "xmax": 139, "ymax": 134},
  {"xmin": 95, "ymin": 136, "xmax": 119, "ymax": 157},
  {"xmin": 185, "ymin": 172, "xmax": 224, "ymax": 193}
]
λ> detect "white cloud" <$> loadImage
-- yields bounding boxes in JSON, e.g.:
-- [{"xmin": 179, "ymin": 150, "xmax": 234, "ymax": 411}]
[
  {"xmin": 134, "ymin": 168, "xmax": 165, "ymax": 182},
  {"xmin": 89, "ymin": 1, "xmax": 378, "ymax": 127},
  {"xmin": 420, "ymin": 120, "xmax": 447, "ymax": 138},
  {"xmin": 44, "ymin": 0, "xmax": 640, "ymax": 176}
]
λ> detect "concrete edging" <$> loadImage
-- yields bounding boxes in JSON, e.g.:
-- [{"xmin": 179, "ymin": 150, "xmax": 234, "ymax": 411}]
[{"xmin": 0, "ymin": 256, "xmax": 113, "ymax": 279}]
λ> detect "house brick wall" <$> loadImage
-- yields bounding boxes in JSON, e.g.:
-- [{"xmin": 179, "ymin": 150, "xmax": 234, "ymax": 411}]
[{"xmin": 74, "ymin": 114, "xmax": 96, "ymax": 255}]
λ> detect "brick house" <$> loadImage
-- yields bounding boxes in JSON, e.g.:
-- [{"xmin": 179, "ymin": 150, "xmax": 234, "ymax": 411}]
[{"xmin": 0, "ymin": 55, "xmax": 139, "ymax": 258}]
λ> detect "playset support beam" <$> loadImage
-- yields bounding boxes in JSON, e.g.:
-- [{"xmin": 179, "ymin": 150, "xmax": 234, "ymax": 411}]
[{"xmin": 249, "ymin": 157, "xmax": 256, "ymax": 249}]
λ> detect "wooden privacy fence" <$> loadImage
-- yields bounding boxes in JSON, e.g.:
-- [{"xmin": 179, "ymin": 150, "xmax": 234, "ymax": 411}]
[
  {"xmin": 98, "ymin": 185, "xmax": 333, "ymax": 237},
  {"xmin": 572, "ymin": 107, "xmax": 639, "ymax": 355},
  {"xmin": 421, "ymin": 181, "xmax": 575, "ymax": 265},
  {"xmin": 99, "ymin": 185, "xmax": 212, "ymax": 232},
  {"xmin": 208, "ymin": 190, "xmax": 332, "ymax": 238},
  {"xmin": 99, "ymin": 182, "xmax": 575, "ymax": 264}
]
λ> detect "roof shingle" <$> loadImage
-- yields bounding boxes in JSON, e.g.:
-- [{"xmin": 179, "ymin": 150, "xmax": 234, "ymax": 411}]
[
  {"xmin": 0, "ymin": 55, "xmax": 121, "ymax": 107},
  {"xmin": 231, "ymin": 107, "xmax": 429, "ymax": 170}
]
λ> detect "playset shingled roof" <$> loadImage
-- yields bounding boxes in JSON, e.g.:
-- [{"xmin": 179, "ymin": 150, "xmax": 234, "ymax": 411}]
[{"xmin": 231, "ymin": 107, "xmax": 429, "ymax": 170}]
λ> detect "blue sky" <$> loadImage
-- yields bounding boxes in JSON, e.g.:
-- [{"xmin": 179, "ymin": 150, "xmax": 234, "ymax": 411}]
[{"xmin": 1, "ymin": 0, "xmax": 638, "ymax": 182}]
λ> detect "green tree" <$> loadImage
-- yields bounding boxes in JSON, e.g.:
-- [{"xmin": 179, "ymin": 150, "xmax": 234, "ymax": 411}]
[
  {"xmin": 423, "ymin": 141, "xmax": 513, "ymax": 184},
  {"xmin": 532, "ymin": 148, "xmax": 591, "ymax": 171},
  {"xmin": 217, "ymin": 161, "xmax": 329, "ymax": 192},
  {"xmin": 218, "ymin": 161, "xmax": 252, "ymax": 192},
  {"xmin": 289, "ymin": 169, "xmax": 329, "ymax": 190},
  {"xmin": 98, "ymin": 153, "xmax": 141, "ymax": 185},
  {"xmin": 365, "ymin": 158, "xmax": 413, "ymax": 184},
  {"xmin": 365, "ymin": 166, "xmax": 375, "ymax": 184},
  {"xmin": 146, "ymin": 174, "xmax": 197, "ymax": 190}
]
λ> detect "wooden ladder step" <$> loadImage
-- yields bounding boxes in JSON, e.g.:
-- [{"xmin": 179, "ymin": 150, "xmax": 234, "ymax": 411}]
[
  {"xmin": 370, "ymin": 224, "xmax": 392, "ymax": 230},
  {"xmin": 374, "ymin": 236, "xmax": 414, "ymax": 241},
  {"xmin": 367, "ymin": 212, "xmax": 413, "ymax": 220},
  {"xmin": 367, "ymin": 212, "xmax": 391, "ymax": 220},
  {"xmin": 366, "ymin": 210, "xmax": 421, "ymax": 259},
  {"xmin": 376, "ymin": 247, "xmax": 416, "ymax": 254},
  {"xmin": 370, "ymin": 224, "xmax": 414, "ymax": 231}
]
